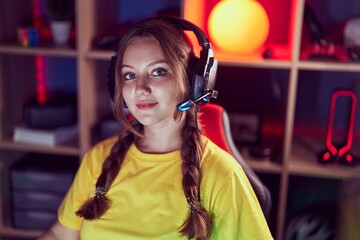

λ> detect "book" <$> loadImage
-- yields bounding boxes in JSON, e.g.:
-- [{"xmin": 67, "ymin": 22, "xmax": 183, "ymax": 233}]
[{"xmin": 13, "ymin": 124, "xmax": 78, "ymax": 146}]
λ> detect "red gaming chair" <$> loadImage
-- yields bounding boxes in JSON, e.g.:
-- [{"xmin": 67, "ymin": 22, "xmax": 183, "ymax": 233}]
[{"xmin": 198, "ymin": 103, "xmax": 272, "ymax": 218}]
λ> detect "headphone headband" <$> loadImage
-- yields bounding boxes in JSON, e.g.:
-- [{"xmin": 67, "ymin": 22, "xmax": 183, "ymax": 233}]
[{"xmin": 161, "ymin": 16, "xmax": 211, "ymax": 49}]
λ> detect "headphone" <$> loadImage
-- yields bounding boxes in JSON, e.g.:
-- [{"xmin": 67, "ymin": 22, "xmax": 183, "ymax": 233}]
[{"xmin": 106, "ymin": 16, "xmax": 218, "ymax": 112}]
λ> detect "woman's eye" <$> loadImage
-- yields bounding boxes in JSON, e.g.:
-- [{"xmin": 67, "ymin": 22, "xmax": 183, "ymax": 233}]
[
  {"xmin": 123, "ymin": 72, "xmax": 136, "ymax": 80},
  {"xmin": 152, "ymin": 68, "xmax": 167, "ymax": 77}
]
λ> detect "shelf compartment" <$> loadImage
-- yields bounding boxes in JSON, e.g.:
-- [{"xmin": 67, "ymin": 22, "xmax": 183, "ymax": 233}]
[
  {"xmin": 215, "ymin": 67, "xmax": 289, "ymax": 165},
  {"xmin": 0, "ymin": 151, "xmax": 78, "ymax": 233},
  {"xmin": 0, "ymin": 0, "xmax": 77, "ymax": 56},
  {"xmin": 290, "ymin": 70, "xmax": 360, "ymax": 170},
  {"xmin": 183, "ymin": 0, "xmax": 297, "ymax": 61},
  {"xmin": 298, "ymin": 0, "xmax": 360, "ymax": 65},
  {"xmin": 285, "ymin": 175, "xmax": 342, "ymax": 239},
  {"xmin": 0, "ymin": 54, "xmax": 78, "ymax": 150}
]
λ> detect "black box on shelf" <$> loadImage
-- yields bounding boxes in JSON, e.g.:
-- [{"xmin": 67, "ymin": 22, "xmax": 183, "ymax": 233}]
[
  {"xmin": 24, "ymin": 94, "xmax": 77, "ymax": 129},
  {"xmin": 9, "ymin": 153, "xmax": 78, "ymax": 229},
  {"xmin": 10, "ymin": 154, "xmax": 77, "ymax": 193}
]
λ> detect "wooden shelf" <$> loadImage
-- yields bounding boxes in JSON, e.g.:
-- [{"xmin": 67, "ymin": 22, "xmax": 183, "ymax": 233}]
[
  {"xmin": 0, "ymin": 42, "xmax": 77, "ymax": 57},
  {"xmin": 297, "ymin": 60, "xmax": 360, "ymax": 72},
  {"xmin": 290, "ymin": 137, "xmax": 360, "ymax": 179},
  {"xmin": 247, "ymin": 158, "xmax": 284, "ymax": 174},
  {"xmin": 0, "ymin": 138, "xmax": 80, "ymax": 156},
  {"xmin": 0, "ymin": 225, "xmax": 43, "ymax": 239},
  {"xmin": 241, "ymin": 148, "xmax": 284, "ymax": 174},
  {"xmin": 219, "ymin": 59, "xmax": 292, "ymax": 69}
]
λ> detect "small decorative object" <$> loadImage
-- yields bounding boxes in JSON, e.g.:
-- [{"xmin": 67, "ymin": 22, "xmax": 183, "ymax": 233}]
[
  {"xmin": 207, "ymin": 0, "xmax": 269, "ymax": 55},
  {"xmin": 17, "ymin": 28, "xmax": 39, "ymax": 47},
  {"xmin": 319, "ymin": 90, "xmax": 357, "ymax": 166},
  {"xmin": 24, "ymin": 95, "xmax": 77, "ymax": 129},
  {"xmin": 300, "ymin": 3, "xmax": 348, "ymax": 62},
  {"xmin": 45, "ymin": 0, "xmax": 74, "ymax": 45}
]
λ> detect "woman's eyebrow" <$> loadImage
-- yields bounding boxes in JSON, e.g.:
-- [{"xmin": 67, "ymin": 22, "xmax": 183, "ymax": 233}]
[
  {"xmin": 120, "ymin": 60, "xmax": 169, "ymax": 71},
  {"xmin": 147, "ymin": 59, "xmax": 169, "ymax": 67}
]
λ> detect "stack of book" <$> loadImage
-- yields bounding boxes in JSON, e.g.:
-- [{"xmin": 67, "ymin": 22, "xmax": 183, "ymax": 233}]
[{"xmin": 13, "ymin": 124, "xmax": 78, "ymax": 146}]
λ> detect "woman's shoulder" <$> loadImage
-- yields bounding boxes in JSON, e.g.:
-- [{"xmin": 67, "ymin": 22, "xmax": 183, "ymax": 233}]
[
  {"xmin": 89, "ymin": 135, "xmax": 118, "ymax": 154},
  {"xmin": 200, "ymin": 136, "xmax": 250, "ymax": 201},
  {"xmin": 81, "ymin": 135, "xmax": 119, "ymax": 168},
  {"xmin": 201, "ymin": 136, "xmax": 242, "ymax": 177}
]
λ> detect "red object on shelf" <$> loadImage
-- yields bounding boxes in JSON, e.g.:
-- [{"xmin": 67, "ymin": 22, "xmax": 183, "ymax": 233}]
[
  {"xmin": 33, "ymin": 0, "xmax": 48, "ymax": 104},
  {"xmin": 320, "ymin": 90, "xmax": 357, "ymax": 166},
  {"xmin": 300, "ymin": 42, "xmax": 349, "ymax": 62}
]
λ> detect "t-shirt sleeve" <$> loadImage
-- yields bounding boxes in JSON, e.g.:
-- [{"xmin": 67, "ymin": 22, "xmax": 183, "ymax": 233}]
[
  {"xmin": 210, "ymin": 165, "xmax": 273, "ymax": 240},
  {"xmin": 57, "ymin": 149, "xmax": 99, "ymax": 230}
]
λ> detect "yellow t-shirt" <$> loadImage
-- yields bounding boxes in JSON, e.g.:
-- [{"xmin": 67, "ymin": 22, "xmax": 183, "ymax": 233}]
[{"xmin": 58, "ymin": 136, "xmax": 273, "ymax": 239}]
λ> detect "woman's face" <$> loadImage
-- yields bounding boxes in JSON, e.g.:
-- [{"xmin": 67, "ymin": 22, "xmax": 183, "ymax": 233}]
[{"xmin": 120, "ymin": 36, "xmax": 182, "ymax": 127}]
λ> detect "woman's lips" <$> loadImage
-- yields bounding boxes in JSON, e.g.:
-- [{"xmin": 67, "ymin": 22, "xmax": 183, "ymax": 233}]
[{"xmin": 136, "ymin": 102, "xmax": 158, "ymax": 110}]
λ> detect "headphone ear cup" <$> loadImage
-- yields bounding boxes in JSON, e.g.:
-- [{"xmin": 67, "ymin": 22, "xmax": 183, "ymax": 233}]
[
  {"xmin": 207, "ymin": 59, "xmax": 218, "ymax": 90},
  {"xmin": 187, "ymin": 56, "xmax": 207, "ymax": 100},
  {"xmin": 107, "ymin": 56, "xmax": 117, "ymax": 101},
  {"xmin": 186, "ymin": 56, "xmax": 196, "ymax": 100}
]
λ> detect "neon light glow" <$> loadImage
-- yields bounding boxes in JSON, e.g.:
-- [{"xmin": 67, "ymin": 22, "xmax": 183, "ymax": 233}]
[
  {"xmin": 322, "ymin": 151, "xmax": 330, "ymax": 161},
  {"xmin": 33, "ymin": 0, "xmax": 47, "ymax": 104},
  {"xmin": 325, "ymin": 90, "xmax": 356, "ymax": 157},
  {"xmin": 345, "ymin": 153, "xmax": 353, "ymax": 163},
  {"xmin": 32, "ymin": 0, "xmax": 41, "ymax": 29},
  {"xmin": 36, "ymin": 56, "xmax": 47, "ymax": 104}
]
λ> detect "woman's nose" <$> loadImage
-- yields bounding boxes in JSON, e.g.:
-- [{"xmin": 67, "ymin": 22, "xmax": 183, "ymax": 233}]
[{"xmin": 135, "ymin": 77, "xmax": 151, "ymax": 96}]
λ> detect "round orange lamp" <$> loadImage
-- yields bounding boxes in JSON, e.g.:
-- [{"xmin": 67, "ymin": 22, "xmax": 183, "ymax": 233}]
[{"xmin": 208, "ymin": 0, "xmax": 270, "ymax": 55}]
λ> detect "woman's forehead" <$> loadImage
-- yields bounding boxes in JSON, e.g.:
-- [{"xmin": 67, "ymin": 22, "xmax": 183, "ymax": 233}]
[{"xmin": 122, "ymin": 37, "xmax": 167, "ymax": 65}]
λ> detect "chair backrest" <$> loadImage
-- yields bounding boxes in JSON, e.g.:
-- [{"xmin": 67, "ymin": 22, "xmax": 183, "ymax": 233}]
[{"xmin": 198, "ymin": 103, "xmax": 272, "ymax": 218}]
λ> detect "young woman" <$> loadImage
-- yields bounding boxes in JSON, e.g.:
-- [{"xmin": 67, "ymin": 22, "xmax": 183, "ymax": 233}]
[{"xmin": 38, "ymin": 17, "xmax": 273, "ymax": 240}]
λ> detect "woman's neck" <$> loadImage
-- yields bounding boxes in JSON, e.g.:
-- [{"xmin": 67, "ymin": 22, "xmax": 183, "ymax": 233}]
[{"xmin": 136, "ymin": 117, "xmax": 185, "ymax": 154}]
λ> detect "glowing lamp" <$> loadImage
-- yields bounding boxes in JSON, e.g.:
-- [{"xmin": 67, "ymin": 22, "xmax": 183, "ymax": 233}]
[{"xmin": 208, "ymin": 0, "xmax": 269, "ymax": 55}]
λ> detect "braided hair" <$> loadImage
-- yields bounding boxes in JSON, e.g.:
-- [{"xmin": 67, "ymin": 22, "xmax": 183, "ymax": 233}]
[{"xmin": 76, "ymin": 17, "xmax": 212, "ymax": 239}]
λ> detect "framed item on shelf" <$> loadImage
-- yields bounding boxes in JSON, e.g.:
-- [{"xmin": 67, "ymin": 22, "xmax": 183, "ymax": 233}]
[{"xmin": 228, "ymin": 112, "xmax": 261, "ymax": 144}]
